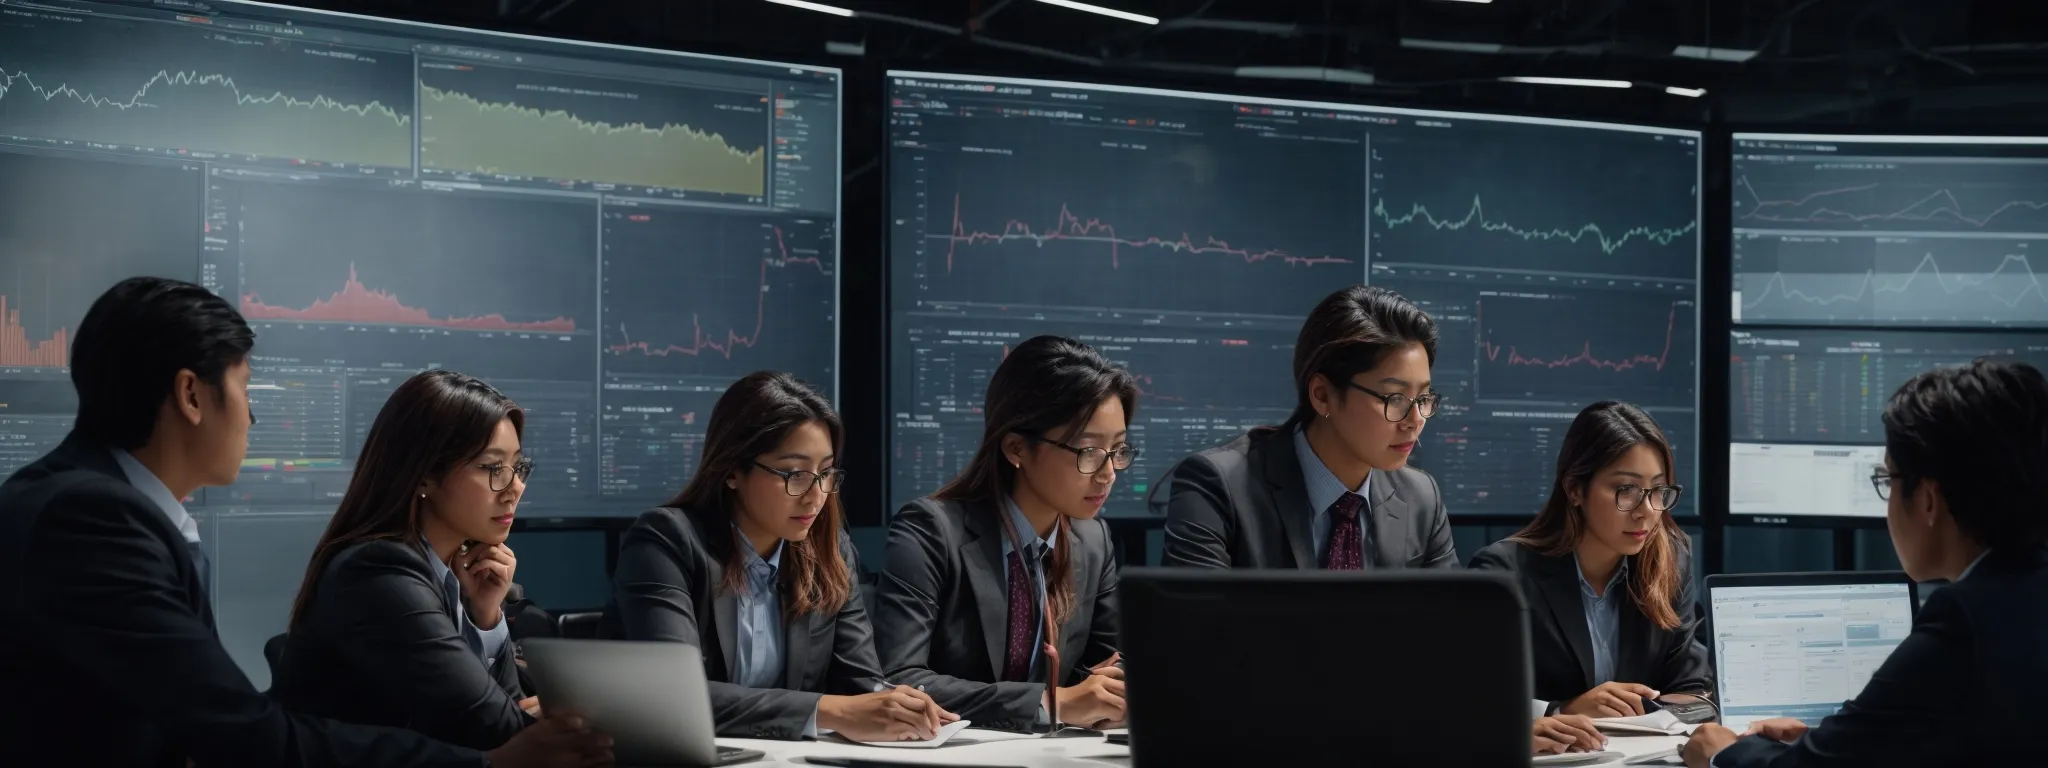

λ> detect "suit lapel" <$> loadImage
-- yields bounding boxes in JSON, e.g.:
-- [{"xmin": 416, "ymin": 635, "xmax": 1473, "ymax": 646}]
[
  {"xmin": 782, "ymin": 608, "xmax": 814, "ymax": 690},
  {"xmin": 713, "ymin": 591, "xmax": 740, "ymax": 682},
  {"xmin": 1257, "ymin": 430, "xmax": 1318, "ymax": 568},
  {"xmin": 1365, "ymin": 469, "xmax": 1404, "ymax": 569},
  {"xmin": 1535, "ymin": 555, "xmax": 1598, "ymax": 691},
  {"xmin": 961, "ymin": 503, "xmax": 1010, "ymax": 678}
]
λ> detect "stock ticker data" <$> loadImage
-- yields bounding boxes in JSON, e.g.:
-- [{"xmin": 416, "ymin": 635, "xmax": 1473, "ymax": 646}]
[
  {"xmin": 1730, "ymin": 134, "xmax": 2048, "ymax": 520},
  {"xmin": 0, "ymin": 0, "xmax": 843, "ymax": 520},
  {"xmin": 887, "ymin": 72, "xmax": 1701, "ymax": 518}
]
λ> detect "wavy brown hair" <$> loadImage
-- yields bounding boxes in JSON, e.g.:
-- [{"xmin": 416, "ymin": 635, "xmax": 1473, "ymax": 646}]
[
  {"xmin": 671, "ymin": 371, "xmax": 850, "ymax": 618},
  {"xmin": 932, "ymin": 335, "xmax": 1138, "ymax": 627},
  {"xmin": 290, "ymin": 370, "xmax": 522, "ymax": 630},
  {"xmin": 1510, "ymin": 401, "xmax": 1689, "ymax": 630}
]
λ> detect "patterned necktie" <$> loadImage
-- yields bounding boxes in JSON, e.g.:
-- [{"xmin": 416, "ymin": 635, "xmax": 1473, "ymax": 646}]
[
  {"xmin": 1000, "ymin": 546, "xmax": 1036, "ymax": 682},
  {"xmin": 1323, "ymin": 492, "xmax": 1366, "ymax": 571},
  {"xmin": 185, "ymin": 540, "xmax": 213, "ymax": 593}
]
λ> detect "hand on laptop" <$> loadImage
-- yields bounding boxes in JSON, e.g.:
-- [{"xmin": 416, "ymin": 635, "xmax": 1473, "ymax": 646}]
[
  {"xmin": 1053, "ymin": 671, "xmax": 1125, "ymax": 727},
  {"xmin": 488, "ymin": 711, "xmax": 613, "ymax": 768},
  {"xmin": 1532, "ymin": 715, "xmax": 1606, "ymax": 755},
  {"xmin": 1562, "ymin": 682, "xmax": 1661, "ymax": 718},
  {"xmin": 820, "ymin": 685, "xmax": 958, "ymax": 741},
  {"xmin": 1744, "ymin": 717, "xmax": 1810, "ymax": 743}
]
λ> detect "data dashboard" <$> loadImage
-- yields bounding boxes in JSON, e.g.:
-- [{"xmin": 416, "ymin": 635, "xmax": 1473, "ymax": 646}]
[
  {"xmin": 887, "ymin": 72, "xmax": 1702, "ymax": 518},
  {"xmin": 0, "ymin": 0, "xmax": 842, "ymax": 516},
  {"xmin": 1730, "ymin": 134, "xmax": 2048, "ymax": 520}
]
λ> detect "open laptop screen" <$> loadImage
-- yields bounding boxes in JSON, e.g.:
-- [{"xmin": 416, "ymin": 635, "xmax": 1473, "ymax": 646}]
[{"xmin": 1709, "ymin": 580, "xmax": 1916, "ymax": 730}]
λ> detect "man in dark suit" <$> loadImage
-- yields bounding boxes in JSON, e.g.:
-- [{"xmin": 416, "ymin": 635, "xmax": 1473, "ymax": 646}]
[
  {"xmin": 0, "ymin": 277, "xmax": 609, "ymax": 767},
  {"xmin": 1684, "ymin": 359, "xmax": 2048, "ymax": 768},
  {"xmin": 1160, "ymin": 286, "xmax": 1457, "ymax": 571}
]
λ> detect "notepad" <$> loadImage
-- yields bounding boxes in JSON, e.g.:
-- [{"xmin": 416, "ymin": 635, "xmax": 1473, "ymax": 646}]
[
  {"xmin": 1593, "ymin": 710, "xmax": 1692, "ymax": 735},
  {"xmin": 828, "ymin": 719, "xmax": 973, "ymax": 748}
]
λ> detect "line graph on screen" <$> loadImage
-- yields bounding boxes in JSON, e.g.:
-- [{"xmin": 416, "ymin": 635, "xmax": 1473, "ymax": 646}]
[
  {"xmin": 1474, "ymin": 296, "xmax": 1694, "ymax": 407},
  {"xmin": 241, "ymin": 263, "xmax": 578, "ymax": 333}
]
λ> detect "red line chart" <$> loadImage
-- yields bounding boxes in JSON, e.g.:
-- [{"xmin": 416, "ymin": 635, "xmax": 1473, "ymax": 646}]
[
  {"xmin": 605, "ymin": 226, "xmax": 827, "ymax": 360},
  {"xmin": 941, "ymin": 193, "xmax": 1355, "ymax": 271},
  {"xmin": 1477, "ymin": 300, "xmax": 1682, "ymax": 373}
]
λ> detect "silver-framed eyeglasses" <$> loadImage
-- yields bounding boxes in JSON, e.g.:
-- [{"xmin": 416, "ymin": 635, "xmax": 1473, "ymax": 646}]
[{"xmin": 480, "ymin": 459, "xmax": 534, "ymax": 492}]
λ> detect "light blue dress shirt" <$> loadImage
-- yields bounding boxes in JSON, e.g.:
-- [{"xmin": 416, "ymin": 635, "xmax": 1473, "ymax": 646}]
[
  {"xmin": 1293, "ymin": 427, "xmax": 1372, "ymax": 566},
  {"xmin": 421, "ymin": 538, "xmax": 510, "ymax": 668},
  {"xmin": 1574, "ymin": 554, "xmax": 1629, "ymax": 687},
  {"xmin": 111, "ymin": 449, "xmax": 199, "ymax": 546},
  {"xmin": 1000, "ymin": 497, "xmax": 1058, "ymax": 679},
  {"xmin": 733, "ymin": 535, "xmax": 787, "ymax": 689}
]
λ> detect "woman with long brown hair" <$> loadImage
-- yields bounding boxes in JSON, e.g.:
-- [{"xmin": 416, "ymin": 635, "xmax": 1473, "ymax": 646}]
[
  {"xmin": 1469, "ymin": 400, "xmax": 1713, "ymax": 719},
  {"xmin": 605, "ymin": 371, "xmax": 953, "ymax": 742},
  {"xmin": 272, "ymin": 370, "xmax": 542, "ymax": 751},
  {"xmin": 873, "ymin": 335, "xmax": 1134, "ymax": 732}
]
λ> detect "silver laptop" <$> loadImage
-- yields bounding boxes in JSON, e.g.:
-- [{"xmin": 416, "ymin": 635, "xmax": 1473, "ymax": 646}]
[
  {"xmin": 1705, "ymin": 571, "xmax": 1919, "ymax": 731},
  {"xmin": 521, "ymin": 639, "xmax": 764, "ymax": 767}
]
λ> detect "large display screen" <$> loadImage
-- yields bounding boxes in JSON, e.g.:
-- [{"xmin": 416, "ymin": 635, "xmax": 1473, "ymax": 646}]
[
  {"xmin": 1730, "ymin": 133, "xmax": 2048, "ymax": 520},
  {"xmin": 887, "ymin": 71, "xmax": 1701, "ymax": 518},
  {"xmin": 0, "ymin": 0, "xmax": 838, "ymax": 682}
]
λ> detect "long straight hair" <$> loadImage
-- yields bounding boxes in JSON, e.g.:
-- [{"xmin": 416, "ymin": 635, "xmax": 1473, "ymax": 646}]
[
  {"xmin": 290, "ymin": 370, "xmax": 523, "ymax": 630},
  {"xmin": 932, "ymin": 335, "xmax": 1139, "ymax": 626},
  {"xmin": 670, "ymin": 371, "xmax": 850, "ymax": 618},
  {"xmin": 1511, "ymin": 400, "xmax": 1688, "ymax": 630}
]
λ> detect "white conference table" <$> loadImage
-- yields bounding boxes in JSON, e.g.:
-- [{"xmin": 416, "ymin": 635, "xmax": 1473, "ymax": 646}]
[{"xmin": 711, "ymin": 728, "xmax": 1689, "ymax": 766}]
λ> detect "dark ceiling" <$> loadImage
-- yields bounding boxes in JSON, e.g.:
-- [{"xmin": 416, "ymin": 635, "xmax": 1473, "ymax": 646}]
[{"xmin": 276, "ymin": 0, "xmax": 2048, "ymax": 127}]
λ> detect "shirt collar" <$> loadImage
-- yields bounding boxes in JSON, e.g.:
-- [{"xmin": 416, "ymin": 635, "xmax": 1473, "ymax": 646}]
[
  {"xmin": 1573, "ymin": 552, "xmax": 1630, "ymax": 598},
  {"xmin": 1293, "ymin": 426, "xmax": 1370, "ymax": 517},
  {"xmin": 110, "ymin": 449, "xmax": 199, "ymax": 546},
  {"xmin": 420, "ymin": 538, "xmax": 456, "ymax": 582},
  {"xmin": 733, "ymin": 525, "xmax": 784, "ymax": 573},
  {"xmin": 1957, "ymin": 550, "xmax": 1992, "ymax": 582},
  {"xmin": 1000, "ymin": 496, "xmax": 1058, "ymax": 557}
]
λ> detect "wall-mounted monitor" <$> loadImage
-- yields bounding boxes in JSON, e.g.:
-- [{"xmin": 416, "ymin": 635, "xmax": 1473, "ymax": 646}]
[
  {"xmin": 886, "ymin": 71, "xmax": 1701, "ymax": 519},
  {"xmin": 1729, "ymin": 132, "xmax": 2048, "ymax": 522}
]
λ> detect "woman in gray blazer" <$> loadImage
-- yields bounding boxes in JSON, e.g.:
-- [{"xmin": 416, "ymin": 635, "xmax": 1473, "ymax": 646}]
[
  {"xmin": 874, "ymin": 336, "xmax": 1134, "ymax": 732},
  {"xmin": 607, "ymin": 371, "xmax": 954, "ymax": 743}
]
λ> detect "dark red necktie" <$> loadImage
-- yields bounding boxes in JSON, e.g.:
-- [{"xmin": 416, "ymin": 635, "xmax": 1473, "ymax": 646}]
[
  {"xmin": 1000, "ymin": 548, "xmax": 1036, "ymax": 682},
  {"xmin": 1323, "ymin": 492, "xmax": 1366, "ymax": 571}
]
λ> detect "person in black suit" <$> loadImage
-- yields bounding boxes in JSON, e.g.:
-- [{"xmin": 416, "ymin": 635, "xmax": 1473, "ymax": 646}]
[
  {"xmin": 1684, "ymin": 359, "xmax": 2048, "ymax": 768},
  {"xmin": 608, "ymin": 371, "xmax": 954, "ymax": 742},
  {"xmin": 272, "ymin": 370, "xmax": 541, "ymax": 749},
  {"xmin": 1162, "ymin": 285, "xmax": 1456, "ymax": 571},
  {"xmin": 0, "ymin": 277, "xmax": 608, "ymax": 767},
  {"xmin": 875, "ymin": 336, "xmax": 1131, "ymax": 732},
  {"xmin": 1469, "ymin": 401, "xmax": 1712, "ymax": 719}
]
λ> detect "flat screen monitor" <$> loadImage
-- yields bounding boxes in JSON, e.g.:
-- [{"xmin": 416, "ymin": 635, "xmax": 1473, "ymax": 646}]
[
  {"xmin": 1706, "ymin": 572, "xmax": 1918, "ymax": 730},
  {"xmin": 886, "ymin": 71, "xmax": 1701, "ymax": 518},
  {"xmin": 1729, "ymin": 133, "xmax": 2048, "ymax": 521},
  {"xmin": 0, "ymin": 0, "xmax": 838, "ymax": 684}
]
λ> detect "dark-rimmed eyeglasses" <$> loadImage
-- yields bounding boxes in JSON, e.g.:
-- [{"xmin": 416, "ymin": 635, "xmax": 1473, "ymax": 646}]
[
  {"xmin": 1614, "ymin": 483, "xmax": 1682, "ymax": 513},
  {"xmin": 1027, "ymin": 435, "xmax": 1139, "ymax": 475},
  {"xmin": 1347, "ymin": 383, "xmax": 1441, "ymax": 422},
  {"xmin": 753, "ymin": 462, "xmax": 846, "ymax": 496},
  {"xmin": 479, "ymin": 459, "xmax": 534, "ymax": 492},
  {"xmin": 1871, "ymin": 470, "xmax": 1901, "ymax": 501}
]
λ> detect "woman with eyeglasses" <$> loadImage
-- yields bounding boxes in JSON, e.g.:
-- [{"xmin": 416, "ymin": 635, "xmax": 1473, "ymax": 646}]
[
  {"xmin": 605, "ymin": 371, "xmax": 954, "ymax": 743},
  {"xmin": 273, "ymin": 370, "xmax": 541, "ymax": 749},
  {"xmin": 873, "ymin": 335, "xmax": 1136, "ymax": 733},
  {"xmin": 1162, "ymin": 284, "xmax": 1458, "ymax": 571},
  {"xmin": 1469, "ymin": 400, "xmax": 1712, "ymax": 722}
]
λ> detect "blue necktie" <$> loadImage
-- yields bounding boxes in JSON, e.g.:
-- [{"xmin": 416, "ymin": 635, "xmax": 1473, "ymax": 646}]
[{"xmin": 185, "ymin": 540, "xmax": 212, "ymax": 593}]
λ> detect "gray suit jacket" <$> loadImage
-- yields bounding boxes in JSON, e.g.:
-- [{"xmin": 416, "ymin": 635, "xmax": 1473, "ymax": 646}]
[
  {"xmin": 1160, "ymin": 426, "xmax": 1457, "ymax": 570},
  {"xmin": 604, "ymin": 507, "xmax": 885, "ymax": 740},
  {"xmin": 872, "ymin": 497, "xmax": 1121, "ymax": 731}
]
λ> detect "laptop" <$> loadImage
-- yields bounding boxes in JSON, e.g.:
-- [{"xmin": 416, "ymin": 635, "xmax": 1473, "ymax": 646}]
[
  {"xmin": 1117, "ymin": 568, "xmax": 1532, "ymax": 766},
  {"xmin": 520, "ymin": 639, "xmax": 765, "ymax": 767},
  {"xmin": 1705, "ymin": 571, "xmax": 1920, "ymax": 731}
]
